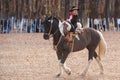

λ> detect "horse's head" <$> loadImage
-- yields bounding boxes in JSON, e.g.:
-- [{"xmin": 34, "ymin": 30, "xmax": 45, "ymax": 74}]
[{"xmin": 43, "ymin": 16, "xmax": 59, "ymax": 40}]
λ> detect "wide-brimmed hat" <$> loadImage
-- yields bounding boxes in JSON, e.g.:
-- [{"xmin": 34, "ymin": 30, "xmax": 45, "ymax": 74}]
[{"xmin": 69, "ymin": 6, "xmax": 79, "ymax": 12}]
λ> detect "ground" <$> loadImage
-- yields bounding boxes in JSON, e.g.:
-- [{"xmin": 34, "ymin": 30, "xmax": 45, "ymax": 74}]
[{"xmin": 0, "ymin": 31, "xmax": 120, "ymax": 80}]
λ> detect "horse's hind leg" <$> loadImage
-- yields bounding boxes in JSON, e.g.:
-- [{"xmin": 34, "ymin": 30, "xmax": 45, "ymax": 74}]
[
  {"xmin": 93, "ymin": 52, "xmax": 104, "ymax": 74},
  {"xmin": 81, "ymin": 59, "xmax": 92, "ymax": 76},
  {"xmin": 81, "ymin": 50, "xmax": 93, "ymax": 76}
]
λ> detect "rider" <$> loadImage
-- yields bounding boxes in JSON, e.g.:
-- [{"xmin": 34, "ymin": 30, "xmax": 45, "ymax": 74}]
[{"xmin": 66, "ymin": 6, "xmax": 82, "ymax": 41}]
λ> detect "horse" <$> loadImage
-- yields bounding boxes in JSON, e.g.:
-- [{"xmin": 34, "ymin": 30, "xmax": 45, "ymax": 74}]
[{"xmin": 43, "ymin": 16, "xmax": 107, "ymax": 77}]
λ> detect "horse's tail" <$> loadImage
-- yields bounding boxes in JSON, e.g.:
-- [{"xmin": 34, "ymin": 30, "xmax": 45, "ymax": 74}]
[{"xmin": 95, "ymin": 31, "xmax": 107, "ymax": 60}]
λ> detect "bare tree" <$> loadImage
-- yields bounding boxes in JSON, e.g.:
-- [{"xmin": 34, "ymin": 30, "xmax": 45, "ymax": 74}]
[
  {"xmin": 0, "ymin": 0, "xmax": 3, "ymax": 18},
  {"xmin": 78, "ymin": 0, "xmax": 84, "ymax": 18},
  {"xmin": 65, "ymin": 0, "xmax": 70, "ymax": 19},
  {"xmin": 20, "ymin": 0, "xmax": 24, "ymax": 18},
  {"xmin": 105, "ymin": 0, "xmax": 110, "ymax": 30},
  {"xmin": 0, "ymin": 0, "xmax": 119, "ymax": 20},
  {"xmin": 114, "ymin": 0, "xmax": 120, "ymax": 28}
]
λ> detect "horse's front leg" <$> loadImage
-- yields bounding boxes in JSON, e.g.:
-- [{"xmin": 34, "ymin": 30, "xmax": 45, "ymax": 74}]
[
  {"xmin": 61, "ymin": 62, "xmax": 71, "ymax": 75},
  {"xmin": 56, "ymin": 50, "xmax": 71, "ymax": 77},
  {"xmin": 56, "ymin": 50, "xmax": 63, "ymax": 77},
  {"xmin": 56, "ymin": 60, "xmax": 62, "ymax": 77},
  {"xmin": 60, "ymin": 51, "xmax": 71, "ymax": 75},
  {"xmin": 56, "ymin": 60, "xmax": 71, "ymax": 77}
]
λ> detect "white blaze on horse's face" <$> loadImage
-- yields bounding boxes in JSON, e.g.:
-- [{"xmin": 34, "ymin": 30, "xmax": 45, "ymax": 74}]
[{"xmin": 48, "ymin": 19, "xmax": 53, "ymax": 23}]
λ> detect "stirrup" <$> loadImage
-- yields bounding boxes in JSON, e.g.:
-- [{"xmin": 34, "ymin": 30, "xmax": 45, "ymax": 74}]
[
  {"xmin": 75, "ymin": 35, "xmax": 80, "ymax": 40},
  {"xmin": 69, "ymin": 33, "xmax": 75, "ymax": 42},
  {"xmin": 71, "ymin": 33, "xmax": 80, "ymax": 40}
]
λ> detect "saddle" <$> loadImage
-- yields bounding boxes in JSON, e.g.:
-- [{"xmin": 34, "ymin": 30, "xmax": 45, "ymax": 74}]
[
  {"xmin": 65, "ymin": 32, "xmax": 76, "ymax": 42},
  {"xmin": 64, "ymin": 27, "xmax": 82, "ymax": 42}
]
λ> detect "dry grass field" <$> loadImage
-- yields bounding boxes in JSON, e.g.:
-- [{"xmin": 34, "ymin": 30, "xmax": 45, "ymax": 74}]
[{"xmin": 0, "ymin": 31, "xmax": 120, "ymax": 80}]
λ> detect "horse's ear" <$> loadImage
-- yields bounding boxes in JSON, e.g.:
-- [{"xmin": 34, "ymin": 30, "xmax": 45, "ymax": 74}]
[{"xmin": 57, "ymin": 16, "xmax": 63, "ymax": 21}]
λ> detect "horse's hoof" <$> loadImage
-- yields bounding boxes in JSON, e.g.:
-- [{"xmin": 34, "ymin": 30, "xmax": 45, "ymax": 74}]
[
  {"xmin": 65, "ymin": 68, "xmax": 71, "ymax": 75},
  {"xmin": 67, "ymin": 71, "xmax": 71, "ymax": 75},
  {"xmin": 55, "ymin": 73, "xmax": 61, "ymax": 78}
]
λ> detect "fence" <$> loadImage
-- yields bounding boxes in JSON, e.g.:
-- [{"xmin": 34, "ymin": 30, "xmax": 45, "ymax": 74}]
[
  {"xmin": 0, "ymin": 17, "xmax": 120, "ymax": 33},
  {"xmin": 0, "ymin": 17, "xmax": 44, "ymax": 33},
  {"xmin": 80, "ymin": 18, "xmax": 120, "ymax": 32}
]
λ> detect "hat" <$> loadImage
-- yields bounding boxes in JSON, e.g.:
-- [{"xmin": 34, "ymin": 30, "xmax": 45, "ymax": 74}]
[{"xmin": 69, "ymin": 6, "xmax": 79, "ymax": 12}]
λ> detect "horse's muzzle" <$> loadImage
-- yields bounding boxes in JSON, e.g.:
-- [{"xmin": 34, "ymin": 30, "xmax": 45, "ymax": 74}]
[{"xmin": 43, "ymin": 33, "xmax": 49, "ymax": 40}]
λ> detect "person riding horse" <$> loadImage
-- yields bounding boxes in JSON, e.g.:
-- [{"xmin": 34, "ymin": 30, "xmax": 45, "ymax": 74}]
[
  {"xmin": 43, "ymin": 16, "xmax": 107, "ymax": 77},
  {"xmin": 65, "ymin": 6, "xmax": 82, "ymax": 41}
]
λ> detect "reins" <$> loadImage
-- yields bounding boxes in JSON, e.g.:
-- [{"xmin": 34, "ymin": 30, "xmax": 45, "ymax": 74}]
[
  {"xmin": 48, "ymin": 30, "xmax": 62, "ymax": 51},
  {"xmin": 53, "ymin": 35, "xmax": 62, "ymax": 51},
  {"xmin": 49, "ymin": 28, "xmax": 63, "ymax": 50}
]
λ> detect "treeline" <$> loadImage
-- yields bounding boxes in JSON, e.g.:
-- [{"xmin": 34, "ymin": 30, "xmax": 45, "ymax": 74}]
[{"xmin": 0, "ymin": 0, "xmax": 120, "ymax": 19}]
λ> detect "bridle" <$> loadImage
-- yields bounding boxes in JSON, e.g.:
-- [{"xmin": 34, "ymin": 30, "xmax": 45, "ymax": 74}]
[
  {"xmin": 46, "ymin": 17, "xmax": 59, "ymax": 38},
  {"xmin": 48, "ymin": 17, "xmax": 54, "ymax": 36},
  {"xmin": 45, "ymin": 17, "xmax": 62, "ymax": 50}
]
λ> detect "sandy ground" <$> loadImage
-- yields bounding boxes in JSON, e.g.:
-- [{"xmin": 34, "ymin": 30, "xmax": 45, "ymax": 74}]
[{"xmin": 0, "ymin": 31, "xmax": 120, "ymax": 80}]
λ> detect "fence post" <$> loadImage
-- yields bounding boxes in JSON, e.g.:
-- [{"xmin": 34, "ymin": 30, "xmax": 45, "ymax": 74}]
[{"xmin": 39, "ymin": 19, "xmax": 41, "ymax": 32}]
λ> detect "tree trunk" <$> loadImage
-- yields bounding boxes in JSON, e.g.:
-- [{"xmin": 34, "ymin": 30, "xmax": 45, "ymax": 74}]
[
  {"xmin": 105, "ymin": 0, "xmax": 110, "ymax": 30},
  {"xmin": 0, "ymin": 0, "xmax": 119, "ymax": 20},
  {"xmin": 65, "ymin": 0, "xmax": 70, "ymax": 19}
]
